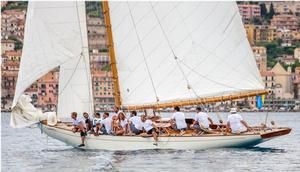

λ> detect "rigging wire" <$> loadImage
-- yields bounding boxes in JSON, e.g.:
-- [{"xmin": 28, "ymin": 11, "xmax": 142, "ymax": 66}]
[
  {"xmin": 126, "ymin": 2, "xmax": 160, "ymax": 103},
  {"xmin": 58, "ymin": 54, "xmax": 83, "ymax": 95}
]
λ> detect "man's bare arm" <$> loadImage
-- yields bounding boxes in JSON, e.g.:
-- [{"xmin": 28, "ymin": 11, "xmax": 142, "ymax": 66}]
[{"xmin": 241, "ymin": 120, "xmax": 251, "ymax": 130}]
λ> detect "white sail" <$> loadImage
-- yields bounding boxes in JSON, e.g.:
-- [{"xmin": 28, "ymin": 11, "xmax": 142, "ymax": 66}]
[
  {"xmin": 56, "ymin": 2, "xmax": 93, "ymax": 119},
  {"xmin": 11, "ymin": 1, "xmax": 92, "ymax": 127},
  {"xmin": 108, "ymin": 2, "xmax": 264, "ymax": 107}
]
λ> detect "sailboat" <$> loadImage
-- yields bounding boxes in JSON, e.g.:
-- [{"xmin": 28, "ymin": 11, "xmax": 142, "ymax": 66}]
[{"xmin": 10, "ymin": 1, "xmax": 291, "ymax": 150}]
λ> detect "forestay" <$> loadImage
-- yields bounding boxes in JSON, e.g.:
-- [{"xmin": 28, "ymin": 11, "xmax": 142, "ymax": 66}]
[
  {"xmin": 11, "ymin": 1, "xmax": 92, "ymax": 127},
  {"xmin": 108, "ymin": 2, "xmax": 264, "ymax": 107}
]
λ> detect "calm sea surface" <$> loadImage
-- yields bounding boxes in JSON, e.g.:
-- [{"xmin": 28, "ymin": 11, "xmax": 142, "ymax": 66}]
[{"xmin": 2, "ymin": 112, "xmax": 300, "ymax": 172}]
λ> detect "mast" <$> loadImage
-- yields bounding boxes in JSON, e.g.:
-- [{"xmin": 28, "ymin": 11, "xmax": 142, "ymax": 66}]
[
  {"xmin": 125, "ymin": 90, "xmax": 269, "ymax": 110},
  {"xmin": 102, "ymin": 1, "xmax": 121, "ymax": 107}
]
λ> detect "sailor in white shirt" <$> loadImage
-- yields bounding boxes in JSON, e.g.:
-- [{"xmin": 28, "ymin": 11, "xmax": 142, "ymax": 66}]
[
  {"xmin": 140, "ymin": 114, "xmax": 159, "ymax": 146},
  {"xmin": 99, "ymin": 112, "xmax": 112, "ymax": 135},
  {"xmin": 113, "ymin": 106, "xmax": 122, "ymax": 117},
  {"xmin": 170, "ymin": 106, "xmax": 187, "ymax": 131},
  {"xmin": 71, "ymin": 112, "xmax": 86, "ymax": 147},
  {"xmin": 93, "ymin": 112, "xmax": 102, "ymax": 136},
  {"xmin": 128, "ymin": 111, "xmax": 142, "ymax": 134},
  {"xmin": 226, "ymin": 108, "xmax": 251, "ymax": 134},
  {"xmin": 191, "ymin": 107, "xmax": 214, "ymax": 134}
]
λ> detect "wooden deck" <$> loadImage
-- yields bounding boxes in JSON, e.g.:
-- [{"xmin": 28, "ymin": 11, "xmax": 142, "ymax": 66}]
[{"xmin": 43, "ymin": 121, "xmax": 291, "ymax": 138}]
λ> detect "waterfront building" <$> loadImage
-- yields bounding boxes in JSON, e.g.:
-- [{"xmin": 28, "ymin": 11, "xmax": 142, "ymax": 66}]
[
  {"xmin": 293, "ymin": 67, "xmax": 300, "ymax": 99},
  {"xmin": 87, "ymin": 16, "xmax": 107, "ymax": 53},
  {"xmin": 264, "ymin": 1, "xmax": 300, "ymax": 15},
  {"xmin": 270, "ymin": 62, "xmax": 294, "ymax": 99},
  {"xmin": 1, "ymin": 9, "xmax": 26, "ymax": 40},
  {"xmin": 278, "ymin": 55, "xmax": 297, "ymax": 65},
  {"xmin": 1, "ymin": 39, "xmax": 15, "ymax": 54},
  {"xmin": 245, "ymin": 24, "xmax": 276, "ymax": 43},
  {"xmin": 238, "ymin": 4, "xmax": 261, "ymax": 23},
  {"xmin": 25, "ymin": 83, "xmax": 38, "ymax": 106},
  {"xmin": 261, "ymin": 71, "xmax": 276, "ymax": 90},
  {"xmin": 271, "ymin": 14, "xmax": 299, "ymax": 31},
  {"xmin": 1, "ymin": 63, "xmax": 19, "ymax": 99},
  {"xmin": 3, "ymin": 50, "xmax": 21, "ymax": 61},
  {"xmin": 91, "ymin": 70, "xmax": 114, "ymax": 111},
  {"xmin": 86, "ymin": 15, "xmax": 115, "ymax": 109},
  {"xmin": 254, "ymin": 25, "xmax": 276, "ymax": 42},
  {"xmin": 37, "ymin": 70, "xmax": 59, "ymax": 111},
  {"xmin": 90, "ymin": 51, "xmax": 109, "ymax": 69},
  {"xmin": 276, "ymin": 29, "xmax": 294, "ymax": 47},
  {"xmin": 252, "ymin": 46, "xmax": 267, "ymax": 72}
]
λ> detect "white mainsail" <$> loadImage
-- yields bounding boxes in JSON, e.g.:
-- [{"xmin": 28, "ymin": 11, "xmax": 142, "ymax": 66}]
[
  {"xmin": 11, "ymin": 1, "xmax": 92, "ymax": 127},
  {"xmin": 108, "ymin": 1, "xmax": 264, "ymax": 107}
]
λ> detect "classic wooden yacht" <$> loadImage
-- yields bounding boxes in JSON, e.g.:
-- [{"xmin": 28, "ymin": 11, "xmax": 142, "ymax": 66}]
[{"xmin": 10, "ymin": 1, "xmax": 291, "ymax": 150}]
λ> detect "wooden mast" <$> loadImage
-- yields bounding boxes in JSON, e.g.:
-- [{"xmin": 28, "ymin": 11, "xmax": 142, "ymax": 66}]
[
  {"xmin": 102, "ymin": 1, "xmax": 121, "ymax": 107},
  {"xmin": 125, "ymin": 90, "xmax": 269, "ymax": 110}
]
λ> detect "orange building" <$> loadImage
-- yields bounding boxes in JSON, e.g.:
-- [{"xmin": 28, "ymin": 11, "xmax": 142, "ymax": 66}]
[
  {"xmin": 37, "ymin": 70, "xmax": 59, "ymax": 111},
  {"xmin": 91, "ymin": 70, "xmax": 114, "ymax": 110},
  {"xmin": 271, "ymin": 14, "xmax": 299, "ymax": 31}
]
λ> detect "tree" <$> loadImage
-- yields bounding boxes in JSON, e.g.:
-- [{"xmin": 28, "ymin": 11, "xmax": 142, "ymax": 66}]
[
  {"xmin": 252, "ymin": 17, "xmax": 262, "ymax": 25},
  {"xmin": 260, "ymin": 3, "xmax": 267, "ymax": 17},
  {"xmin": 268, "ymin": 3, "xmax": 275, "ymax": 19},
  {"xmin": 276, "ymin": 38, "xmax": 283, "ymax": 46},
  {"xmin": 295, "ymin": 41, "xmax": 300, "ymax": 48}
]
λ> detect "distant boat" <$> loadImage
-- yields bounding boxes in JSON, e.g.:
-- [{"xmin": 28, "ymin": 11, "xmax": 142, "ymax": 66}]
[{"xmin": 10, "ymin": 1, "xmax": 291, "ymax": 150}]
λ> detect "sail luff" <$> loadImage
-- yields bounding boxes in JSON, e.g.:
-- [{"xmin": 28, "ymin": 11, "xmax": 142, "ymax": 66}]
[
  {"xmin": 124, "ymin": 89, "xmax": 268, "ymax": 110},
  {"xmin": 102, "ymin": 1, "xmax": 122, "ymax": 107}
]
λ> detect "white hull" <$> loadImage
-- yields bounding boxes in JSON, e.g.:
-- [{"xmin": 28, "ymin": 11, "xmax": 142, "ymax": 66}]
[{"xmin": 39, "ymin": 124, "xmax": 284, "ymax": 151}]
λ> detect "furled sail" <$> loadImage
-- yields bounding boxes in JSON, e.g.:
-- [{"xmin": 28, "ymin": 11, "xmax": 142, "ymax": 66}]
[
  {"xmin": 108, "ymin": 2, "xmax": 264, "ymax": 107},
  {"xmin": 11, "ymin": 1, "xmax": 92, "ymax": 127}
]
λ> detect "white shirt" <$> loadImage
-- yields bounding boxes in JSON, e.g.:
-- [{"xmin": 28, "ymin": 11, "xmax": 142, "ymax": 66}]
[
  {"xmin": 141, "ymin": 119, "xmax": 153, "ymax": 132},
  {"xmin": 227, "ymin": 113, "xmax": 243, "ymax": 133},
  {"xmin": 93, "ymin": 117, "xmax": 102, "ymax": 126},
  {"xmin": 171, "ymin": 112, "xmax": 187, "ymax": 129},
  {"xmin": 100, "ymin": 118, "xmax": 112, "ymax": 134},
  {"xmin": 129, "ymin": 116, "xmax": 143, "ymax": 130},
  {"xmin": 119, "ymin": 119, "xmax": 128, "ymax": 128},
  {"xmin": 194, "ymin": 112, "xmax": 210, "ymax": 129},
  {"xmin": 72, "ymin": 118, "xmax": 86, "ymax": 128}
]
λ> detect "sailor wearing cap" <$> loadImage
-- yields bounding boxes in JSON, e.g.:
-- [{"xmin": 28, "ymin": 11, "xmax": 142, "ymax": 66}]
[{"xmin": 226, "ymin": 108, "xmax": 251, "ymax": 134}]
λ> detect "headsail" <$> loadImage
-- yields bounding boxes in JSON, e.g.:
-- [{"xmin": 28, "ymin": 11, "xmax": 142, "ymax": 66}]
[
  {"xmin": 108, "ymin": 2, "xmax": 264, "ymax": 108},
  {"xmin": 11, "ymin": 1, "xmax": 92, "ymax": 127}
]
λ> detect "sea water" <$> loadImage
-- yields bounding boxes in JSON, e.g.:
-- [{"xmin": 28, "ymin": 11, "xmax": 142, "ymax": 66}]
[{"xmin": 2, "ymin": 112, "xmax": 300, "ymax": 172}]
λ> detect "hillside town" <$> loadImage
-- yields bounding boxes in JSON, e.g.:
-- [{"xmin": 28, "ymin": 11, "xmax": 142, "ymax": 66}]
[{"xmin": 1, "ymin": 1, "xmax": 300, "ymax": 112}]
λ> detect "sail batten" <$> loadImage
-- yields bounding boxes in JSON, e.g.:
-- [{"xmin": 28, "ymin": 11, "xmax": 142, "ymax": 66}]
[{"xmin": 108, "ymin": 2, "xmax": 264, "ymax": 107}]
